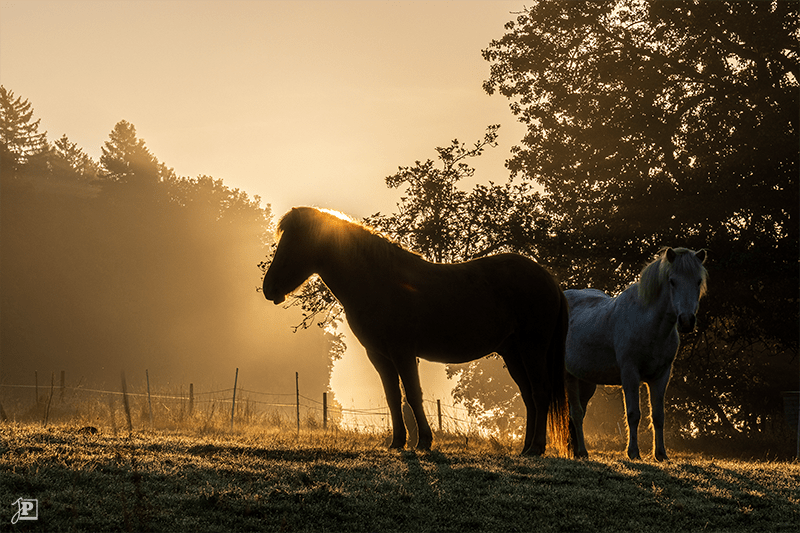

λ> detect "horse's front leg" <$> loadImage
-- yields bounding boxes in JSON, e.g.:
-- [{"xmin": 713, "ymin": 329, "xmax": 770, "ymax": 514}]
[
  {"xmin": 367, "ymin": 350, "xmax": 406, "ymax": 449},
  {"xmin": 647, "ymin": 373, "xmax": 671, "ymax": 462},
  {"xmin": 396, "ymin": 357, "xmax": 433, "ymax": 451},
  {"xmin": 620, "ymin": 369, "xmax": 642, "ymax": 460}
]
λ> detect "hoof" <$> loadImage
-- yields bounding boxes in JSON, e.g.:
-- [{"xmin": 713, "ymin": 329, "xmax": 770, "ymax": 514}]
[{"xmin": 521, "ymin": 446, "xmax": 545, "ymax": 457}]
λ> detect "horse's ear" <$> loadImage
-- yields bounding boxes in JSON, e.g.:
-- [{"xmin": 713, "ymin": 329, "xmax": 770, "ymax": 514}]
[
  {"xmin": 666, "ymin": 247, "xmax": 676, "ymax": 263},
  {"xmin": 695, "ymin": 249, "xmax": 706, "ymax": 264}
]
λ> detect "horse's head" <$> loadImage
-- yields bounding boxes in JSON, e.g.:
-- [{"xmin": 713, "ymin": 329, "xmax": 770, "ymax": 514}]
[
  {"xmin": 664, "ymin": 247, "xmax": 707, "ymax": 333},
  {"xmin": 262, "ymin": 207, "xmax": 323, "ymax": 305}
]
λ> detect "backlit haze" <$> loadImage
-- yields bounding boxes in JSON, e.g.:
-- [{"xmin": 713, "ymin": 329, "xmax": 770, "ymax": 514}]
[{"xmin": 1, "ymin": 1, "xmax": 528, "ymax": 415}]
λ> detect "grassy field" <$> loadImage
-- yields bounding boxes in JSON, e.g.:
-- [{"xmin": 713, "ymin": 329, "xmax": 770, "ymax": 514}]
[{"xmin": 2, "ymin": 423, "xmax": 798, "ymax": 532}]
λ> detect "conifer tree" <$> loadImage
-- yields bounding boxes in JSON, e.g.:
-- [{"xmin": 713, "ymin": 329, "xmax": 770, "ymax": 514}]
[{"xmin": 0, "ymin": 86, "xmax": 48, "ymax": 177}]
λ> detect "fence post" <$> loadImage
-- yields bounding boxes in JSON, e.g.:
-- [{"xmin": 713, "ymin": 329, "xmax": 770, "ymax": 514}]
[
  {"xmin": 146, "ymin": 370, "xmax": 154, "ymax": 429},
  {"xmin": 121, "ymin": 372, "xmax": 132, "ymax": 432},
  {"xmin": 295, "ymin": 372, "xmax": 300, "ymax": 435},
  {"xmin": 189, "ymin": 383, "xmax": 194, "ymax": 416},
  {"xmin": 231, "ymin": 368, "xmax": 239, "ymax": 432},
  {"xmin": 437, "ymin": 399, "xmax": 442, "ymax": 432},
  {"xmin": 323, "ymin": 392, "xmax": 328, "ymax": 430},
  {"xmin": 44, "ymin": 373, "xmax": 55, "ymax": 427}
]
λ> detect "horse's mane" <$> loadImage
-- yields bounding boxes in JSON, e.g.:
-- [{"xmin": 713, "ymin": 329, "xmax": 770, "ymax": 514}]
[
  {"xmin": 638, "ymin": 247, "xmax": 708, "ymax": 305},
  {"xmin": 277, "ymin": 207, "xmax": 421, "ymax": 265}
]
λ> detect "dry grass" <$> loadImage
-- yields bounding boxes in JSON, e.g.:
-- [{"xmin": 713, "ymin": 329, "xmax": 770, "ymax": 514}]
[{"xmin": 2, "ymin": 421, "xmax": 799, "ymax": 532}]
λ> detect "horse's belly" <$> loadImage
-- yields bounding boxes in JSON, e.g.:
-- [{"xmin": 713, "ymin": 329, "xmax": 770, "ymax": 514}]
[
  {"xmin": 567, "ymin": 359, "xmax": 622, "ymax": 385},
  {"xmin": 565, "ymin": 339, "xmax": 622, "ymax": 385}
]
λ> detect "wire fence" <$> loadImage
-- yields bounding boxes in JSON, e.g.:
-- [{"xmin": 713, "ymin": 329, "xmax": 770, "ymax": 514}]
[{"xmin": 0, "ymin": 368, "xmax": 482, "ymax": 436}]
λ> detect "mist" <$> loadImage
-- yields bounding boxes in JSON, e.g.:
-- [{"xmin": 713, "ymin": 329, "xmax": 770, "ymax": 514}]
[{"xmin": 0, "ymin": 157, "xmax": 336, "ymax": 408}]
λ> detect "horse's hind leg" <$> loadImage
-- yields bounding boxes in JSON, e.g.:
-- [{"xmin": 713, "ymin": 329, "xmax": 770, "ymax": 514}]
[
  {"xmin": 396, "ymin": 356, "xmax": 433, "ymax": 451},
  {"xmin": 367, "ymin": 350, "xmax": 406, "ymax": 449},
  {"xmin": 502, "ymin": 349, "xmax": 545, "ymax": 456},
  {"xmin": 566, "ymin": 374, "xmax": 596, "ymax": 458}
]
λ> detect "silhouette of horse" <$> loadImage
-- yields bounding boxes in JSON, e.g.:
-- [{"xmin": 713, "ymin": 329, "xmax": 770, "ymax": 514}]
[
  {"xmin": 262, "ymin": 207, "xmax": 570, "ymax": 456},
  {"xmin": 565, "ymin": 247, "xmax": 707, "ymax": 461}
]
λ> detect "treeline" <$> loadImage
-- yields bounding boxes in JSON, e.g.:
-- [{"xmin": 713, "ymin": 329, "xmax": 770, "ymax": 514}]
[{"xmin": 1, "ymin": 87, "xmax": 338, "ymax": 398}]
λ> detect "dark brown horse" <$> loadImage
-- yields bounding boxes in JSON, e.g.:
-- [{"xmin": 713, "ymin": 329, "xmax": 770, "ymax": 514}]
[{"xmin": 262, "ymin": 207, "xmax": 570, "ymax": 456}]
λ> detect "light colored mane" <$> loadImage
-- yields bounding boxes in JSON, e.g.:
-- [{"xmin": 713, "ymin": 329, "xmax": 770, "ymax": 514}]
[{"xmin": 637, "ymin": 247, "xmax": 708, "ymax": 305}]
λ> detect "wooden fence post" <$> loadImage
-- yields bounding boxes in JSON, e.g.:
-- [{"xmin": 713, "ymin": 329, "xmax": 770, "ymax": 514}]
[
  {"xmin": 231, "ymin": 368, "xmax": 239, "ymax": 432},
  {"xmin": 189, "ymin": 383, "xmax": 194, "ymax": 416},
  {"xmin": 121, "ymin": 371, "xmax": 132, "ymax": 432},
  {"xmin": 437, "ymin": 399, "xmax": 442, "ymax": 432},
  {"xmin": 295, "ymin": 372, "xmax": 300, "ymax": 435},
  {"xmin": 323, "ymin": 392, "xmax": 328, "ymax": 430},
  {"xmin": 146, "ymin": 370, "xmax": 153, "ymax": 428},
  {"xmin": 44, "ymin": 373, "xmax": 54, "ymax": 427}
]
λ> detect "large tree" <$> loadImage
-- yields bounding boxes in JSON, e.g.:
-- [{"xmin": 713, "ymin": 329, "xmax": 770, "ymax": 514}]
[
  {"xmin": 482, "ymin": 0, "xmax": 798, "ymax": 276},
  {"xmin": 481, "ymin": 0, "xmax": 798, "ymax": 448}
]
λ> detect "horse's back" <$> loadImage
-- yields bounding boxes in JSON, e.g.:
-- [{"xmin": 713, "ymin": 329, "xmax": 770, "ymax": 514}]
[
  {"xmin": 564, "ymin": 288, "xmax": 621, "ymax": 384},
  {"xmin": 361, "ymin": 253, "xmax": 562, "ymax": 362}
]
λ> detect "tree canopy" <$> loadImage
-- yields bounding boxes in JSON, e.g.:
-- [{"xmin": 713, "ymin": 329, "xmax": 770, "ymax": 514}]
[{"xmin": 482, "ymin": 1, "xmax": 798, "ymax": 276}]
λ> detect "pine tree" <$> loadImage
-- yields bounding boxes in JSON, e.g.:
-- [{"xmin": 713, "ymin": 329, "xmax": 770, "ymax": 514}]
[
  {"xmin": 52, "ymin": 134, "xmax": 99, "ymax": 181},
  {"xmin": 0, "ymin": 86, "xmax": 48, "ymax": 177},
  {"xmin": 99, "ymin": 120, "xmax": 164, "ymax": 187}
]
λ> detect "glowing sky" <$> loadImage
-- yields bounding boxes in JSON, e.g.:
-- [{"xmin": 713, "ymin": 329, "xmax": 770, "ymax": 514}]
[
  {"xmin": 0, "ymin": 0, "xmax": 527, "ymax": 219},
  {"xmin": 1, "ymin": 0, "xmax": 529, "ymax": 412}
]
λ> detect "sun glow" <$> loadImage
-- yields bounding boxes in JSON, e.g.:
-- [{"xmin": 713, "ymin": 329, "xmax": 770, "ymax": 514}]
[{"xmin": 317, "ymin": 207, "xmax": 356, "ymax": 223}]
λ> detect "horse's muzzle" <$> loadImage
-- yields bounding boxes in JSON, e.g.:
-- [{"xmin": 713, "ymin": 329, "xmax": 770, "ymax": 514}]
[{"xmin": 263, "ymin": 289, "xmax": 285, "ymax": 305}]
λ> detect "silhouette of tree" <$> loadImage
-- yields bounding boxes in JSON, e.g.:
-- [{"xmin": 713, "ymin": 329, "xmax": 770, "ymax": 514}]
[
  {"xmin": 52, "ymin": 134, "xmax": 99, "ymax": 182},
  {"xmin": 99, "ymin": 120, "xmax": 173, "ymax": 190},
  {"xmin": 0, "ymin": 85, "xmax": 48, "ymax": 178},
  {"xmin": 481, "ymin": 0, "xmax": 798, "ymax": 446},
  {"xmin": 483, "ymin": 0, "xmax": 798, "ymax": 275}
]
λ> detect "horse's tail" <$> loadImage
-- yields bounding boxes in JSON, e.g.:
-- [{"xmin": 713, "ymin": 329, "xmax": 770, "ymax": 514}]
[{"xmin": 547, "ymin": 290, "xmax": 571, "ymax": 458}]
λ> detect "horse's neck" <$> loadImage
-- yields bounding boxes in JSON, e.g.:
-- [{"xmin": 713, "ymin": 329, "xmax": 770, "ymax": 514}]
[
  {"xmin": 315, "ymin": 235, "xmax": 395, "ymax": 309},
  {"xmin": 636, "ymin": 283, "xmax": 678, "ymax": 338}
]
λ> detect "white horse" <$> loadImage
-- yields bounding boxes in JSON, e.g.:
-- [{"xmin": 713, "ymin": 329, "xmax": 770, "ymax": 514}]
[{"xmin": 565, "ymin": 247, "xmax": 707, "ymax": 461}]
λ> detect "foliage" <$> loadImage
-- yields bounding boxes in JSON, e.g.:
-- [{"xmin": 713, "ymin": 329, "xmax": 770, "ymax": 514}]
[
  {"xmin": 52, "ymin": 134, "xmax": 100, "ymax": 182},
  {"xmin": 1, "ymin": 90, "xmax": 339, "ymax": 401},
  {"xmin": 0, "ymin": 85, "xmax": 48, "ymax": 176},
  {"xmin": 366, "ymin": 125, "xmax": 558, "ymax": 264},
  {"xmin": 476, "ymin": 0, "xmax": 799, "ymax": 443},
  {"xmin": 1, "ymin": 423, "xmax": 798, "ymax": 532},
  {"xmin": 99, "ymin": 119, "xmax": 174, "ymax": 191},
  {"xmin": 483, "ymin": 1, "xmax": 797, "ymax": 262}
]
